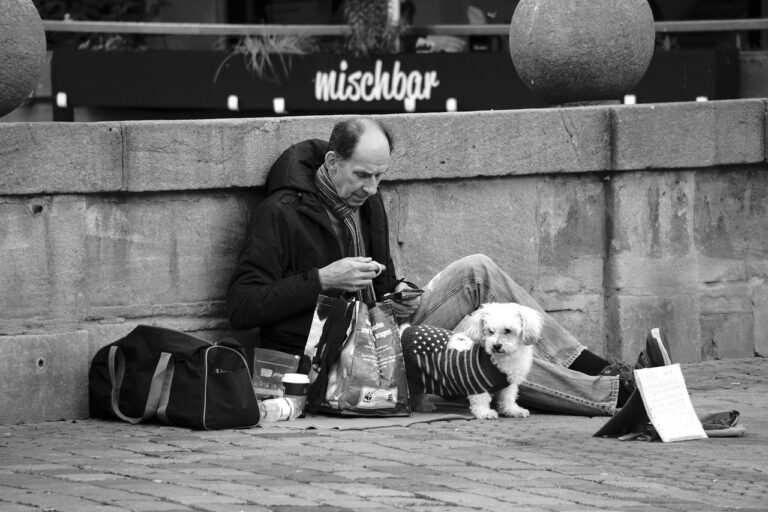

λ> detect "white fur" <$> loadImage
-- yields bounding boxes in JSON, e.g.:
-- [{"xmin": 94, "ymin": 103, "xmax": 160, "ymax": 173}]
[
  {"xmin": 449, "ymin": 302, "xmax": 542, "ymax": 420},
  {"xmin": 446, "ymin": 333, "xmax": 474, "ymax": 351}
]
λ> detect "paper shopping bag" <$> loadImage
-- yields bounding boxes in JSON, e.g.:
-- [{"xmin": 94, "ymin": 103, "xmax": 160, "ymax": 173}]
[{"xmin": 304, "ymin": 295, "xmax": 410, "ymax": 417}]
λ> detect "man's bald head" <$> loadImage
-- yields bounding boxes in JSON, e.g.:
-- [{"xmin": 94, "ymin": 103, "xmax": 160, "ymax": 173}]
[{"xmin": 328, "ymin": 118, "xmax": 394, "ymax": 161}]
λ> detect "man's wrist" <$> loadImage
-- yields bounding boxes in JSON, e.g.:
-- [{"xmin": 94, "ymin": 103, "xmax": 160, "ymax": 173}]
[{"xmin": 316, "ymin": 267, "xmax": 329, "ymax": 291}]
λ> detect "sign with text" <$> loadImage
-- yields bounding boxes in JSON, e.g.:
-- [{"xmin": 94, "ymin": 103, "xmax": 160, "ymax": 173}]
[
  {"xmin": 51, "ymin": 48, "xmax": 738, "ymax": 117},
  {"xmin": 634, "ymin": 364, "xmax": 707, "ymax": 443}
]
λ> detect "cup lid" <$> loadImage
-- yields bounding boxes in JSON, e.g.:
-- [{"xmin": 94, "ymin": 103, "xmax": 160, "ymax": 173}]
[{"xmin": 282, "ymin": 373, "xmax": 309, "ymax": 384}]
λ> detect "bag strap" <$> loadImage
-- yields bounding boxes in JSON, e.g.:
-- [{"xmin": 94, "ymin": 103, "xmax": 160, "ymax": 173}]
[
  {"xmin": 108, "ymin": 346, "xmax": 172, "ymax": 424},
  {"xmin": 155, "ymin": 359, "xmax": 176, "ymax": 425},
  {"xmin": 307, "ymin": 299, "xmax": 355, "ymax": 413}
]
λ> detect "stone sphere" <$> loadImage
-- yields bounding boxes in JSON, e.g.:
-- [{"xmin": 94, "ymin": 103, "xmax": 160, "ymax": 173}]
[
  {"xmin": 0, "ymin": 0, "xmax": 47, "ymax": 117},
  {"xmin": 509, "ymin": 0, "xmax": 655, "ymax": 105}
]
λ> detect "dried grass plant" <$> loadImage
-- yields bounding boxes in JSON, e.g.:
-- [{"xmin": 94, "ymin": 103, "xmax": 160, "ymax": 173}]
[{"xmin": 215, "ymin": 34, "xmax": 319, "ymax": 83}]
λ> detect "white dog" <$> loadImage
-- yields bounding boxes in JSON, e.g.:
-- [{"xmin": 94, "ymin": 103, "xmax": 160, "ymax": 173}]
[
  {"xmin": 402, "ymin": 302, "xmax": 543, "ymax": 420},
  {"xmin": 451, "ymin": 303, "xmax": 542, "ymax": 419}
]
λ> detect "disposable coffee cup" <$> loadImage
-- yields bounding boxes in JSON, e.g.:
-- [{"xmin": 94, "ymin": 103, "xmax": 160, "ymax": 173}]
[
  {"xmin": 282, "ymin": 373, "xmax": 309, "ymax": 397},
  {"xmin": 282, "ymin": 373, "xmax": 309, "ymax": 419}
]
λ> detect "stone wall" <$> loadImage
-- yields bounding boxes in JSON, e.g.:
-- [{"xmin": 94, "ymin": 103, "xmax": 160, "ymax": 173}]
[{"xmin": 1, "ymin": 100, "xmax": 766, "ymax": 424}]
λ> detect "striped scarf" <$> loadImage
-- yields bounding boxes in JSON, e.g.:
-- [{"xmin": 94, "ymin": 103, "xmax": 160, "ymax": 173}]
[{"xmin": 314, "ymin": 164, "xmax": 376, "ymax": 304}]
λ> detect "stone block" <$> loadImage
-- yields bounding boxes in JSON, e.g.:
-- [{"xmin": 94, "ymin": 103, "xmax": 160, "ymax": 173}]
[
  {"xmin": 537, "ymin": 257, "xmax": 604, "ymax": 296},
  {"xmin": 0, "ymin": 331, "xmax": 90, "ymax": 424},
  {"xmin": 543, "ymin": 293, "xmax": 606, "ymax": 356},
  {"xmin": 0, "ymin": 122, "xmax": 122, "ymax": 194},
  {"xmin": 608, "ymin": 294, "xmax": 701, "ymax": 363},
  {"xmin": 383, "ymin": 177, "xmax": 539, "ymax": 291},
  {"xmin": 700, "ymin": 313, "xmax": 754, "ymax": 360},
  {"xmin": 610, "ymin": 254, "xmax": 700, "ymax": 296},
  {"xmin": 699, "ymin": 283, "xmax": 753, "ymax": 315},
  {"xmin": 0, "ymin": 196, "xmax": 86, "ymax": 326},
  {"xmin": 694, "ymin": 168, "xmax": 768, "ymax": 260},
  {"xmin": 608, "ymin": 171, "xmax": 700, "ymax": 295},
  {"xmin": 698, "ymin": 282, "xmax": 756, "ymax": 359},
  {"xmin": 610, "ymin": 171, "xmax": 696, "ymax": 260},
  {"xmin": 84, "ymin": 192, "xmax": 252, "ymax": 320},
  {"xmin": 747, "ymin": 259, "xmax": 768, "ymax": 277},
  {"xmin": 535, "ymin": 174, "xmax": 606, "ymax": 350},
  {"xmin": 122, "ymin": 109, "xmax": 610, "ymax": 191},
  {"xmin": 383, "ymin": 108, "xmax": 610, "ymax": 182},
  {"xmin": 696, "ymin": 256, "xmax": 748, "ymax": 285},
  {"xmin": 611, "ymin": 100, "xmax": 765, "ymax": 170},
  {"xmin": 535, "ymin": 174, "xmax": 605, "ymax": 294},
  {"xmin": 122, "ymin": 116, "xmax": 339, "ymax": 191}
]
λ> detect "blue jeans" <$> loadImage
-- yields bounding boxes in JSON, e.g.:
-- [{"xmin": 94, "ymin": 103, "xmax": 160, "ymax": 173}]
[{"xmin": 411, "ymin": 254, "xmax": 619, "ymax": 416}]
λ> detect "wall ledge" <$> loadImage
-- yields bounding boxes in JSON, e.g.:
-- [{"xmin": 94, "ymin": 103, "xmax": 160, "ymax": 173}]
[{"xmin": 2, "ymin": 99, "xmax": 765, "ymax": 196}]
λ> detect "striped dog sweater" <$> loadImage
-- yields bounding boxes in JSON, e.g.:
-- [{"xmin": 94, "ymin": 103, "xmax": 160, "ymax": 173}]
[{"xmin": 400, "ymin": 324, "xmax": 509, "ymax": 401}]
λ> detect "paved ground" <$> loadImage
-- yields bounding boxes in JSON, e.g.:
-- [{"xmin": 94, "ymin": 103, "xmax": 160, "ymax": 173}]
[{"xmin": 1, "ymin": 357, "xmax": 766, "ymax": 512}]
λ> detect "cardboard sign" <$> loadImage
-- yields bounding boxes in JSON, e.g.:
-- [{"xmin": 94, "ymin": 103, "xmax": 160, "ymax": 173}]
[{"xmin": 633, "ymin": 364, "xmax": 707, "ymax": 443}]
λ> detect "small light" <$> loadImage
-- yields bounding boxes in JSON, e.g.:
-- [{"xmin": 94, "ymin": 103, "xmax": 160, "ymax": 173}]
[
  {"xmin": 696, "ymin": 96, "xmax": 709, "ymax": 102},
  {"xmin": 623, "ymin": 94, "xmax": 636, "ymax": 105},
  {"xmin": 404, "ymin": 97, "xmax": 416, "ymax": 112},
  {"xmin": 273, "ymin": 97, "xmax": 285, "ymax": 114},
  {"xmin": 226, "ymin": 95, "xmax": 239, "ymax": 111},
  {"xmin": 445, "ymin": 98, "xmax": 457, "ymax": 112},
  {"xmin": 55, "ymin": 92, "xmax": 68, "ymax": 108}
]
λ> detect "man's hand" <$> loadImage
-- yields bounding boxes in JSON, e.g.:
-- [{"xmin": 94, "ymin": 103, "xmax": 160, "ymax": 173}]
[
  {"xmin": 391, "ymin": 281, "xmax": 421, "ymax": 321},
  {"xmin": 319, "ymin": 257, "xmax": 385, "ymax": 293}
]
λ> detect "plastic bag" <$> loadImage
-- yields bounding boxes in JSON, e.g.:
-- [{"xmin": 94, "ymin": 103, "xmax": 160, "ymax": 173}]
[{"xmin": 304, "ymin": 296, "xmax": 410, "ymax": 416}]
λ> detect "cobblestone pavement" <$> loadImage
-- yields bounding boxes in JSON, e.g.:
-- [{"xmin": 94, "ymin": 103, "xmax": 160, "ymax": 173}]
[{"xmin": 1, "ymin": 358, "xmax": 766, "ymax": 512}]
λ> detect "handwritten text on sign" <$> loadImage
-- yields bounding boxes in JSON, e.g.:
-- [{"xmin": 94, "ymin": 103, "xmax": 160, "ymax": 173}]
[{"xmin": 634, "ymin": 364, "xmax": 708, "ymax": 443}]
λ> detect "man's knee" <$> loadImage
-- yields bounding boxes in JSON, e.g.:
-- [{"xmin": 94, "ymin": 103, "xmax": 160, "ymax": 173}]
[
  {"xmin": 425, "ymin": 253, "xmax": 502, "ymax": 294},
  {"xmin": 455, "ymin": 253, "xmax": 499, "ymax": 277}
]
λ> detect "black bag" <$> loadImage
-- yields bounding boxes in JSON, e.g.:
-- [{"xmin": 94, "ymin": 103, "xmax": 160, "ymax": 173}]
[{"xmin": 89, "ymin": 325, "xmax": 260, "ymax": 430}]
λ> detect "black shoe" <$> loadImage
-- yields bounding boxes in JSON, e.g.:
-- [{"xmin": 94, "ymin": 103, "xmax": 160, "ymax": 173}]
[
  {"xmin": 635, "ymin": 328, "xmax": 672, "ymax": 369},
  {"xmin": 599, "ymin": 328, "xmax": 672, "ymax": 404},
  {"xmin": 599, "ymin": 362, "xmax": 636, "ymax": 397}
]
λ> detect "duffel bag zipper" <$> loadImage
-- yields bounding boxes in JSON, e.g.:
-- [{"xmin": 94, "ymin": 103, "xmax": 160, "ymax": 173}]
[{"xmin": 147, "ymin": 324, "xmax": 215, "ymax": 345}]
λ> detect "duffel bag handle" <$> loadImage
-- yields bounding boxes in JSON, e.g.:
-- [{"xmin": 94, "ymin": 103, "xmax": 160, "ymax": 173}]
[
  {"xmin": 108, "ymin": 346, "xmax": 172, "ymax": 424},
  {"xmin": 155, "ymin": 358, "xmax": 176, "ymax": 425}
]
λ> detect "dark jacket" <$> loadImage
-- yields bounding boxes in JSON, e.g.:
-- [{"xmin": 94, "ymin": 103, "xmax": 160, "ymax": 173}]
[{"xmin": 226, "ymin": 139, "xmax": 400, "ymax": 355}]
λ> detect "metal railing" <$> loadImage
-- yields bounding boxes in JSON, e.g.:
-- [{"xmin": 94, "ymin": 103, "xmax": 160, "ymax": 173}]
[{"xmin": 40, "ymin": 18, "xmax": 768, "ymax": 38}]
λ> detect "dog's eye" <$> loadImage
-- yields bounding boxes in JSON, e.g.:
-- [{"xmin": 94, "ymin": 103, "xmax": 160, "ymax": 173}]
[
  {"xmin": 485, "ymin": 328, "xmax": 494, "ymax": 335},
  {"xmin": 504, "ymin": 328, "xmax": 512, "ymax": 335}
]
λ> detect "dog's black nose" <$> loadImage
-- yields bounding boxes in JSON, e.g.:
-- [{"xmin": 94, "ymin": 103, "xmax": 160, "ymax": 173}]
[{"xmin": 492, "ymin": 344, "xmax": 503, "ymax": 352}]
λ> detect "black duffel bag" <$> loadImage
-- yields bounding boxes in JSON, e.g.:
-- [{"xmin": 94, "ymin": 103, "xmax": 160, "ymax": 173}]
[{"xmin": 89, "ymin": 325, "xmax": 260, "ymax": 430}]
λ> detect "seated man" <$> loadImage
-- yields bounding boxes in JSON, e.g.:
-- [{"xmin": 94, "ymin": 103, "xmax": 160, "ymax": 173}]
[{"xmin": 226, "ymin": 117, "xmax": 669, "ymax": 416}]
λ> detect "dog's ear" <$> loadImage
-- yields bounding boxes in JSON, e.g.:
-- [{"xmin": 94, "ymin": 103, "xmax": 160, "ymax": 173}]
[
  {"xmin": 519, "ymin": 307, "xmax": 543, "ymax": 346},
  {"xmin": 456, "ymin": 306, "xmax": 487, "ymax": 341}
]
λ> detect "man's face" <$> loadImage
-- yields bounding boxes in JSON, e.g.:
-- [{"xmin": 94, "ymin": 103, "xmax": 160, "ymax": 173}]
[{"xmin": 326, "ymin": 129, "xmax": 390, "ymax": 207}]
